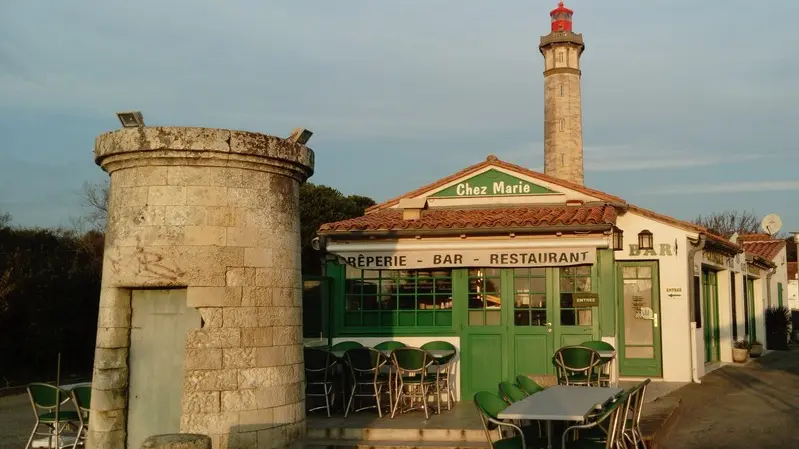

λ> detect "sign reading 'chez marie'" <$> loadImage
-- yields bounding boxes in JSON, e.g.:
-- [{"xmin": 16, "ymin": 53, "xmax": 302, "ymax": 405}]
[
  {"xmin": 430, "ymin": 169, "xmax": 556, "ymax": 198},
  {"xmin": 337, "ymin": 247, "xmax": 595, "ymax": 270}
]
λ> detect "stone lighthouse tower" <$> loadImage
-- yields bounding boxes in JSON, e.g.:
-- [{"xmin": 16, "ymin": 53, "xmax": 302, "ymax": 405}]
[{"xmin": 540, "ymin": 1, "xmax": 585, "ymax": 185}]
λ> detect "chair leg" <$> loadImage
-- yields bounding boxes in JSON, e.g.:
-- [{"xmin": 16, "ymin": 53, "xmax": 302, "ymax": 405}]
[
  {"xmin": 25, "ymin": 420, "xmax": 40, "ymax": 449},
  {"xmin": 71, "ymin": 424, "xmax": 84, "ymax": 449},
  {"xmin": 421, "ymin": 383, "xmax": 430, "ymax": 420},
  {"xmin": 373, "ymin": 383, "xmax": 383, "ymax": 418},
  {"xmin": 391, "ymin": 382, "xmax": 403, "ymax": 418},
  {"xmin": 344, "ymin": 383, "xmax": 356, "ymax": 417}
]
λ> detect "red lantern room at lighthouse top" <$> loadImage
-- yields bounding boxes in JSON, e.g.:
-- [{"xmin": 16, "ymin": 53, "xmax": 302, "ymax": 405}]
[{"xmin": 550, "ymin": 1, "xmax": 574, "ymax": 32}]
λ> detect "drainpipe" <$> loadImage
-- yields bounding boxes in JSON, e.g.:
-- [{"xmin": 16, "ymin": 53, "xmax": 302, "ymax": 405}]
[
  {"xmin": 766, "ymin": 267, "xmax": 776, "ymax": 308},
  {"xmin": 687, "ymin": 234, "xmax": 706, "ymax": 384}
]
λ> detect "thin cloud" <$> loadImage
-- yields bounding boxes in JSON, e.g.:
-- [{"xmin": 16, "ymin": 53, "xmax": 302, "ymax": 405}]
[{"xmin": 641, "ymin": 181, "xmax": 799, "ymax": 195}]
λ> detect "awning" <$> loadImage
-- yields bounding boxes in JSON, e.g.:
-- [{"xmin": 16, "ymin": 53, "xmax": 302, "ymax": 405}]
[{"xmin": 327, "ymin": 238, "xmax": 608, "ymax": 270}]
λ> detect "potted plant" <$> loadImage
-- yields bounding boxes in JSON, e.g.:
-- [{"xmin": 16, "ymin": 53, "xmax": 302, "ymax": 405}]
[
  {"xmin": 749, "ymin": 339, "xmax": 764, "ymax": 358},
  {"xmin": 732, "ymin": 339, "xmax": 749, "ymax": 363},
  {"xmin": 765, "ymin": 306, "xmax": 792, "ymax": 351}
]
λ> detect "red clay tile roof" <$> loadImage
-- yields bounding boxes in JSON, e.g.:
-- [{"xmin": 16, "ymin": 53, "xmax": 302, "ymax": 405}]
[
  {"xmin": 340, "ymin": 155, "xmax": 741, "ymax": 251},
  {"xmin": 319, "ymin": 205, "xmax": 617, "ymax": 233},
  {"xmin": 788, "ymin": 262, "xmax": 797, "ymax": 280},
  {"xmin": 742, "ymin": 239, "xmax": 786, "ymax": 261},
  {"xmin": 365, "ymin": 155, "xmax": 626, "ymax": 214},
  {"xmin": 738, "ymin": 233, "xmax": 773, "ymax": 242}
]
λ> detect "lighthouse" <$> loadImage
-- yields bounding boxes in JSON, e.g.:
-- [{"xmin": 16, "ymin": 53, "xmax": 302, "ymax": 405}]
[{"xmin": 540, "ymin": 1, "xmax": 585, "ymax": 185}]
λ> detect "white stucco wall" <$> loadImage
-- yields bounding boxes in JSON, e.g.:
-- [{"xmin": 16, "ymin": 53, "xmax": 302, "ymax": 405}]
[
  {"xmin": 789, "ymin": 279, "xmax": 799, "ymax": 310},
  {"xmin": 769, "ymin": 246, "xmax": 788, "ymax": 309},
  {"xmin": 614, "ymin": 212, "xmax": 693, "ymax": 382}
]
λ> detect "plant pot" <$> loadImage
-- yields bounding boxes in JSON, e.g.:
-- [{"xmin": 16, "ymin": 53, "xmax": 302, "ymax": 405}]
[
  {"xmin": 732, "ymin": 347, "xmax": 749, "ymax": 363},
  {"xmin": 749, "ymin": 344, "xmax": 763, "ymax": 358},
  {"xmin": 766, "ymin": 331, "xmax": 789, "ymax": 351}
]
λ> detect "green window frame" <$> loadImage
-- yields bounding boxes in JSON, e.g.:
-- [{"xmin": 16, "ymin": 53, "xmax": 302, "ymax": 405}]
[
  {"xmin": 559, "ymin": 265, "xmax": 594, "ymax": 326},
  {"xmin": 342, "ymin": 266, "xmax": 453, "ymax": 331}
]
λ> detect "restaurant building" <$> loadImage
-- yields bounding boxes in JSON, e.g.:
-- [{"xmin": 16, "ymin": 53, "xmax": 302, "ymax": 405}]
[{"xmin": 311, "ymin": 2, "xmax": 768, "ymax": 399}]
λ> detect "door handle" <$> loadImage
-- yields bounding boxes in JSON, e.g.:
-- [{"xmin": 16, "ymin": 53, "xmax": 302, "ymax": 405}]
[
  {"xmin": 653, "ymin": 313, "xmax": 659, "ymax": 328},
  {"xmin": 545, "ymin": 322, "xmax": 553, "ymax": 327}
]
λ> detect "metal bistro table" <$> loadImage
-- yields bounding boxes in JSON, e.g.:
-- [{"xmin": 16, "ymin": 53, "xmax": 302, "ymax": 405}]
[{"xmin": 498, "ymin": 385, "xmax": 623, "ymax": 449}]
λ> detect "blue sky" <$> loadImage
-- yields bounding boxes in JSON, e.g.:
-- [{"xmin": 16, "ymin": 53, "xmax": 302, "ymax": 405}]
[{"xmin": 1, "ymin": 0, "xmax": 798, "ymax": 233}]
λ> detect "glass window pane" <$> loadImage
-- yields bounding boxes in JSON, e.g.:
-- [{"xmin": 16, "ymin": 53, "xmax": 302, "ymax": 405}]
[
  {"xmin": 622, "ymin": 267, "xmax": 637, "ymax": 278},
  {"xmin": 514, "ymin": 277, "xmax": 530, "ymax": 292},
  {"xmin": 398, "ymin": 295, "xmax": 416, "ymax": 310},
  {"xmin": 626, "ymin": 346, "xmax": 654, "ymax": 358},
  {"xmin": 515, "ymin": 310, "xmax": 531, "ymax": 326},
  {"xmin": 469, "ymin": 293, "xmax": 484, "ymax": 309},
  {"xmin": 362, "ymin": 269, "xmax": 380, "ymax": 279},
  {"xmin": 485, "ymin": 294, "xmax": 502, "ymax": 309},
  {"xmin": 345, "ymin": 294, "xmax": 360, "ymax": 311},
  {"xmin": 530, "ymin": 293, "xmax": 546, "ymax": 308},
  {"xmin": 575, "ymin": 276, "xmax": 592, "ymax": 292},
  {"xmin": 486, "ymin": 310, "xmax": 501, "ymax": 325},
  {"xmin": 637, "ymin": 266, "xmax": 652, "ymax": 278},
  {"xmin": 469, "ymin": 311, "xmax": 484, "ymax": 326},
  {"xmin": 560, "ymin": 275, "xmax": 575, "ymax": 292},
  {"xmin": 623, "ymin": 279, "xmax": 654, "ymax": 345},
  {"xmin": 531, "ymin": 310, "xmax": 547, "ymax": 326},
  {"xmin": 515, "ymin": 292, "xmax": 531, "ymax": 307}
]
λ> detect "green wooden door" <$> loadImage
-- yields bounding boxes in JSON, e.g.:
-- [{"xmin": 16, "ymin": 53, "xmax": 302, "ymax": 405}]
[
  {"xmin": 745, "ymin": 277, "xmax": 756, "ymax": 341},
  {"xmin": 509, "ymin": 268, "xmax": 556, "ymax": 378},
  {"xmin": 701, "ymin": 269, "xmax": 720, "ymax": 363},
  {"xmin": 459, "ymin": 268, "xmax": 510, "ymax": 399},
  {"xmin": 617, "ymin": 262, "xmax": 663, "ymax": 377}
]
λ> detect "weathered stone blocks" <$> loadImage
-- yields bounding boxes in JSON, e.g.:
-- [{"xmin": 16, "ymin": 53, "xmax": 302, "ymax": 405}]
[{"xmin": 88, "ymin": 127, "xmax": 313, "ymax": 449}]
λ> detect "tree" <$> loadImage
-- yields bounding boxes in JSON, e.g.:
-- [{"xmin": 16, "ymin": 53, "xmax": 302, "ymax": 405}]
[
  {"xmin": 299, "ymin": 183, "xmax": 376, "ymax": 275},
  {"xmin": 693, "ymin": 210, "xmax": 762, "ymax": 238},
  {"xmin": 0, "ymin": 211, "xmax": 11, "ymax": 228},
  {"xmin": 78, "ymin": 180, "xmax": 109, "ymax": 232}
]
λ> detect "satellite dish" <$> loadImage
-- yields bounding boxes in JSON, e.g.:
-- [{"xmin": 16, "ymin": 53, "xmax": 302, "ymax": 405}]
[{"xmin": 761, "ymin": 214, "xmax": 783, "ymax": 236}]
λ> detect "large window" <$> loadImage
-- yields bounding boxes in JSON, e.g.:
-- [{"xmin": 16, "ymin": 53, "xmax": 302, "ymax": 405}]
[
  {"xmin": 344, "ymin": 267, "xmax": 453, "ymax": 328},
  {"xmin": 559, "ymin": 265, "xmax": 593, "ymax": 325}
]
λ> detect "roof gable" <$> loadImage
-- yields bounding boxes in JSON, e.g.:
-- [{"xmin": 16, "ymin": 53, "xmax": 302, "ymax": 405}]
[
  {"xmin": 429, "ymin": 168, "xmax": 557, "ymax": 198},
  {"xmin": 366, "ymin": 155, "xmax": 624, "ymax": 213}
]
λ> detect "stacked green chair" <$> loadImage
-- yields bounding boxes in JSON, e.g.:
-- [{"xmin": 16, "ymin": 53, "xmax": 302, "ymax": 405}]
[
  {"xmin": 581, "ymin": 340, "xmax": 616, "ymax": 387},
  {"xmin": 516, "ymin": 375, "xmax": 545, "ymax": 395},
  {"xmin": 25, "ymin": 383, "xmax": 80, "ymax": 449},
  {"xmin": 331, "ymin": 341, "xmax": 364, "ymax": 409},
  {"xmin": 303, "ymin": 347, "xmax": 337, "ymax": 417},
  {"xmin": 622, "ymin": 378, "xmax": 651, "ymax": 448},
  {"xmin": 420, "ymin": 341, "xmax": 457, "ymax": 412},
  {"xmin": 374, "ymin": 341, "xmax": 407, "ymax": 407},
  {"xmin": 391, "ymin": 348, "xmax": 437, "ymax": 419},
  {"xmin": 69, "ymin": 386, "xmax": 91, "ymax": 449},
  {"xmin": 343, "ymin": 347, "xmax": 390, "ymax": 417}
]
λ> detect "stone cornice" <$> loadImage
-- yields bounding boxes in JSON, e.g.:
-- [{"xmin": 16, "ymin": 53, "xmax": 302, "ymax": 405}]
[
  {"xmin": 544, "ymin": 67, "xmax": 582, "ymax": 77},
  {"xmin": 94, "ymin": 127, "xmax": 315, "ymax": 182}
]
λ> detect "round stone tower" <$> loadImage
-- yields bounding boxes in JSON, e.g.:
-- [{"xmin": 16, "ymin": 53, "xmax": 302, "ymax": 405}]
[
  {"xmin": 87, "ymin": 127, "xmax": 313, "ymax": 449},
  {"xmin": 540, "ymin": 1, "xmax": 585, "ymax": 185}
]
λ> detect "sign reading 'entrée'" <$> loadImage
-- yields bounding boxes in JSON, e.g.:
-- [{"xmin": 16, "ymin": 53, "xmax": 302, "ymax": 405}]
[{"xmin": 336, "ymin": 247, "xmax": 595, "ymax": 270}]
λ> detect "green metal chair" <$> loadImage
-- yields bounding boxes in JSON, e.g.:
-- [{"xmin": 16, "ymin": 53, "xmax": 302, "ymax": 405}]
[
  {"xmin": 553, "ymin": 346, "xmax": 602, "ymax": 386},
  {"xmin": 331, "ymin": 341, "xmax": 363, "ymax": 409},
  {"xmin": 622, "ymin": 378, "xmax": 651, "ymax": 448},
  {"xmin": 420, "ymin": 341, "xmax": 457, "ymax": 412},
  {"xmin": 344, "ymin": 347, "xmax": 390, "ymax": 417},
  {"xmin": 498, "ymin": 382, "xmax": 527, "ymax": 403},
  {"xmin": 25, "ymin": 383, "xmax": 80, "ymax": 449},
  {"xmin": 69, "ymin": 386, "xmax": 91, "ymax": 449},
  {"xmin": 561, "ymin": 391, "xmax": 630, "ymax": 449},
  {"xmin": 581, "ymin": 340, "xmax": 615, "ymax": 387},
  {"xmin": 390, "ymin": 348, "xmax": 437, "ymax": 419},
  {"xmin": 303, "ymin": 348, "xmax": 337, "ymax": 417},
  {"xmin": 515, "ymin": 375, "xmax": 545, "ymax": 395},
  {"xmin": 474, "ymin": 391, "xmax": 546, "ymax": 449},
  {"xmin": 374, "ymin": 341, "xmax": 406, "ymax": 407}
]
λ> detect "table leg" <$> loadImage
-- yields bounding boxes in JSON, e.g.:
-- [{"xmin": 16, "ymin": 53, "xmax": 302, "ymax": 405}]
[{"xmin": 546, "ymin": 421, "xmax": 553, "ymax": 449}]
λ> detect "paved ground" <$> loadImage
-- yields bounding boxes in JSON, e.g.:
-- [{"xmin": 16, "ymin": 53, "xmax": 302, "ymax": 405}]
[
  {"xmin": 661, "ymin": 348, "xmax": 799, "ymax": 449},
  {"xmin": 0, "ymin": 393, "xmax": 31, "ymax": 449}
]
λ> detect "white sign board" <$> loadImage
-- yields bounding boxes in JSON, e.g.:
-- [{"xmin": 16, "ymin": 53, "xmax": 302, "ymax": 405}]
[{"xmin": 332, "ymin": 247, "xmax": 596, "ymax": 270}]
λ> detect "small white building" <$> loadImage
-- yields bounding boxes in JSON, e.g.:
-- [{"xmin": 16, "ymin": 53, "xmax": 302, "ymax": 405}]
[{"xmin": 788, "ymin": 262, "xmax": 798, "ymax": 310}]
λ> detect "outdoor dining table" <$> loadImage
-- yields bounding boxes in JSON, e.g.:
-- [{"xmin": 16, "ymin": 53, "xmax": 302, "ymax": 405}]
[{"xmin": 497, "ymin": 385, "xmax": 623, "ymax": 449}]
